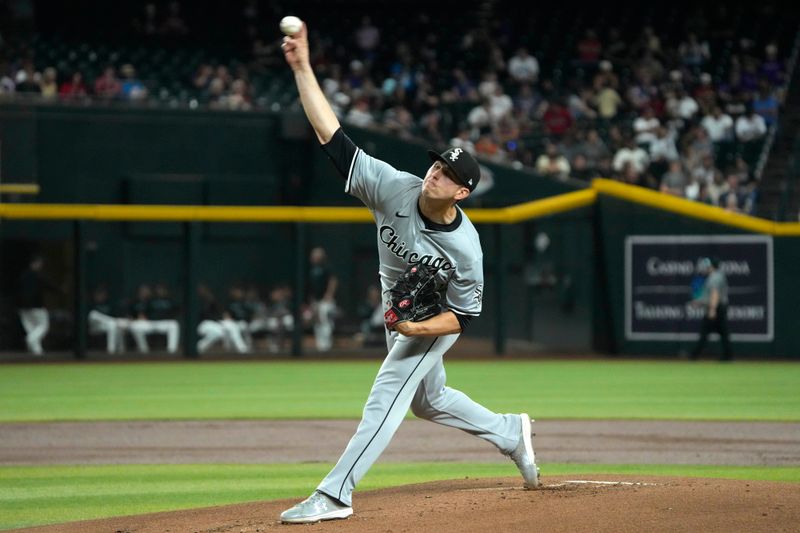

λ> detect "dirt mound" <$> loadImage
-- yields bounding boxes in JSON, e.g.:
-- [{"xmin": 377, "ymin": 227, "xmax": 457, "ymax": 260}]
[{"xmin": 17, "ymin": 475, "xmax": 800, "ymax": 532}]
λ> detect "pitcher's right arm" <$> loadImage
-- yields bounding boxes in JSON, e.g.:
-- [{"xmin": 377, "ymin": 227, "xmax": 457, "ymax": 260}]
[{"xmin": 281, "ymin": 22, "xmax": 340, "ymax": 144}]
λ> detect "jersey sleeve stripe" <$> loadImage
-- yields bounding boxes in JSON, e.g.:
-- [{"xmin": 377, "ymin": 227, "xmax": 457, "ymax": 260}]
[{"xmin": 344, "ymin": 148, "xmax": 361, "ymax": 194}]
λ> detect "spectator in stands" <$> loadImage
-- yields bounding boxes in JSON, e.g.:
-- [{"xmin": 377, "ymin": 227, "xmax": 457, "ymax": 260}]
[
  {"xmin": 536, "ymin": 142, "xmax": 571, "ymax": 181},
  {"xmin": 161, "ymin": 1, "xmax": 188, "ymax": 37},
  {"xmin": 596, "ymin": 156, "xmax": 614, "ymax": 179},
  {"xmin": 88, "ymin": 286, "xmax": 127, "ymax": 354},
  {"xmin": 693, "ymin": 72, "xmax": 717, "ymax": 114},
  {"xmin": 120, "ymin": 64, "xmax": 147, "ymax": 101},
  {"xmin": 558, "ymin": 130, "xmax": 582, "ymax": 165},
  {"xmin": 659, "ymin": 160, "xmax": 688, "ymax": 197},
  {"xmin": 718, "ymin": 174, "xmax": 745, "ymax": 213},
  {"xmin": 467, "ymin": 99, "xmax": 492, "ymax": 136},
  {"xmin": 576, "ymin": 129, "xmax": 611, "ymax": 170},
  {"xmin": 691, "ymin": 154, "xmax": 717, "ymax": 188},
  {"xmin": 449, "ymin": 128, "xmax": 477, "ymax": 155},
  {"xmin": 0, "ymin": 62, "xmax": 15, "ymax": 95},
  {"xmin": 627, "ymin": 73, "xmax": 658, "ymax": 113},
  {"xmin": 675, "ymin": 89, "xmax": 700, "ymax": 123},
  {"xmin": 718, "ymin": 69, "xmax": 743, "ymax": 102},
  {"xmin": 706, "ymin": 169, "xmax": 727, "ymax": 206},
  {"xmin": 39, "ymin": 67, "xmax": 57, "ymax": 99},
  {"xmin": 478, "ymin": 71, "xmax": 500, "ymax": 100},
  {"xmin": 739, "ymin": 58, "xmax": 761, "ymax": 96},
  {"xmin": 226, "ymin": 79, "xmax": 252, "ymax": 111},
  {"xmin": 683, "ymin": 126, "xmax": 714, "ymax": 171},
  {"xmin": 619, "ymin": 161, "xmax": 645, "ymax": 187},
  {"xmin": 513, "ymin": 83, "xmax": 541, "ymax": 122},
  {"xmin": 16, "ymin": 255, "xmax": 59, "ymax": 356},
  {"xmin": 94, "ymin": 66, "xmax": 121, "ymax": 99},
  {"xmin": 760, "ymin": 44, "xmax": 786, "ymax": 95},
  {"xmin": 567, "ymin": 86, "xmax": 598, "ymax": 120},
  {"xmin": 576, "ymin": 29, "xmax": 603, "ymax": 67},
  {"xmin": 420, "ymin": 109, "xmax": 446, "ymax": 146},
  {"xmin": 308, "ymin": 247, "xmax": 338, "ymax": 352},
  {"xmin": 488, "ymin": 84, "xmax": 513, "ymax": 123},
  {"xmin": 604, "ymin": 28, "xmax": 629, "ymax": 65},
  {"xmin": 59, "ymin": 72, "xmax": 87, "ymax": 99},
  {"xmin": 701, "ymin": 106, "xmax": 734, "ymax": 143},
  {"xmin": 633, "ymin": 107, "xmax": 660, "ymax": 147},
  {"xmin": 570, "ymin": 154, "xmax": 594, "ymax": 181},
  {"xmin": 354, "ymin": 16, "xmax": 380, "ymax": 59},
  {"xmin": 735, "ymin": 105, "xmax": 768, "ymax": 143},
  {"xmin": 678, "ymin": 33, "xmax": 710, "ymax": 67},
  {"xmin": 594, "ymin": 79, "xmax": 622, "ymax": 120},
  {"xmin": 383, "ymin": 104, "xmax": 415, "ymax": 139},
  {"xmin": 684, "ymin": 172, "xmax": 702, "ymax": 201},
  {"xmin": 612, "ymin": 123, "xmax": 629, "ymax": 148},
  {"xmin": 444, "ymin": 68, "xmax": 479, "ymax": 102},
  {"xmin": 613, "ymin": 136, "xmax": 650, "ymax": 176},
  {"xmin": 593, "ymin": 60, "xmax": 620, "ymax": 90},
  {"xmin": 721, "ymin": 90, "xmax": 747, "ymax": 119},
  {"xmin": 648, "ymin": 126, "xmax": 680, "ymax": 177},
  {"xmin": 14, "ymin": 61, "xmax": 40, "ymax": 93},
  {"xmin": 636, "ymin": 26, "xmax": 663, "ymax": 58},
  {"xmin": 474, "ymin": 130, "xmax": 503, "ymax": 160},
  {"xmin": 132, "ymin": 2, "xmax": 160, "ymax": 36},
  {"xmin": 752, "ymin": 82, "xmax": 779, "ymax": 127},
  {"xmin": 731, "ymin": 155, "xmax": 754, "ymax": 184},
  {"xmin": 542, "ymin": 98, "xmax": 573, "ymax": 138},
  {"xmin": 193, "ymin": 64, "xmax": 214, "ymax": 92},
  {"xmin": 507, "ymin": 47, "xmax": 539, "ymax": 85},
  {"xmin": 345, "ymin": 98, "xmax": 374, "ymax": 128}
]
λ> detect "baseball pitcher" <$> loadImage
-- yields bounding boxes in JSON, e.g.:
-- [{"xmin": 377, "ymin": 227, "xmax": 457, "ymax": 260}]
[{"xmin": 279, "ymin": 20, "xmax": 540, "ymax": 524}]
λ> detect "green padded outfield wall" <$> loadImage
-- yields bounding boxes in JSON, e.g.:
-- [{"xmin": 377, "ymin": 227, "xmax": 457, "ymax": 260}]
[{"xmin": 0, "ymin": 104, "xmax": 593, "ymax": 351}]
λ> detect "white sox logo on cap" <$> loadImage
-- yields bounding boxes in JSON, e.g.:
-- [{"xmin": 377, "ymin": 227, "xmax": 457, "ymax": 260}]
[{"xmin": 428, "ymin": 146, "xmax": 480, "ymax": 191}]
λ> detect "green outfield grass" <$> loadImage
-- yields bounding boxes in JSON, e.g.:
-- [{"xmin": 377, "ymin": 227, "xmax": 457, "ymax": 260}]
[
  {"xmin": 1, "ymin": 463, "xmax": 799, "ymax": 530},
  {"xmin": 1, "ymin": 360, "xmax": 798, "ymax": 422}
]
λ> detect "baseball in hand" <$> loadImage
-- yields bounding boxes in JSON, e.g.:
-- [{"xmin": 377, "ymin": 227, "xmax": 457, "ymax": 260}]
[{"xmin": 280, "ymin": 16, "xmax": 302, "ymax": 36}]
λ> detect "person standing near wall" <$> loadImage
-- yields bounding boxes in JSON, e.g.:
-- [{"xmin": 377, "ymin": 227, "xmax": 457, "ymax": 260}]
[
  {"xmin": 689, "ymin": 257, "xmax": 732, "ymax": 361},
  {"xmin": 16, "ymin": 255, "xmax": 60, "ymax": 356},
  {"xmin": 308, "ymin": 247, "xmax": 338, "ymax": 351}
]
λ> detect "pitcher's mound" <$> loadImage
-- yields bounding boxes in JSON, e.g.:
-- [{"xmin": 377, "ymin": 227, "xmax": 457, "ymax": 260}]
[{"xmin": 19, "ymin": 475, "xmax": 800, "ymax": 532}]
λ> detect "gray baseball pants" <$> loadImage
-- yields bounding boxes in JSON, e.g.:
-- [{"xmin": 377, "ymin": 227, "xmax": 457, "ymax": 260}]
[{"xmin": 316, "ymin": 331, "xmax": 521, "ymax": 506}]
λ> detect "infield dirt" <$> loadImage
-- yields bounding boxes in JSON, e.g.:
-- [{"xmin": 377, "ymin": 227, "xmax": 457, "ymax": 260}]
[{"xmin": 16, "ymin": 475, "xmax": 800, "ymax": 532}]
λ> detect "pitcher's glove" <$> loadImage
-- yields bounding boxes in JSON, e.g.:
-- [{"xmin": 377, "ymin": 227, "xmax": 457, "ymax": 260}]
[{"xmin": 384, "ymin": 263, "xmax": 447, "ymax": 330}]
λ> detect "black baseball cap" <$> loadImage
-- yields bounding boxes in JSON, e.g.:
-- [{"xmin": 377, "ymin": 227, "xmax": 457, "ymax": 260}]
[{"xmin": 427, "ymin": 147, "xmax": 481, "ymax": 191}]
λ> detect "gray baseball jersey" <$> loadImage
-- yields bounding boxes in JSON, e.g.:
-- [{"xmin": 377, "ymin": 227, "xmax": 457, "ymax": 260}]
[
  {"xmin": 315, "ymin": 130, "xmax": 520, "ymax": 507},
  {"xmin": 345, "ymin": 148, "xmax": 484, "ymax": 317}
]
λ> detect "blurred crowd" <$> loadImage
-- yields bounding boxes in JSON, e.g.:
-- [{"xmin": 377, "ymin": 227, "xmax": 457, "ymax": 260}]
[{"xmin": 0, "ymin": 2, "xmax": 792, "ymax": 214}]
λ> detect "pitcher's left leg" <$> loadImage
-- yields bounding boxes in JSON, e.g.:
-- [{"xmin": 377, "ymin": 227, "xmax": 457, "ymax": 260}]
[
  {"xmin": 315, "ymin": 334, "xmax": 458, "ymax": 506},
  {"xmin": 410, "ymin": 358, "xmax": 520, "ymax": 453}
]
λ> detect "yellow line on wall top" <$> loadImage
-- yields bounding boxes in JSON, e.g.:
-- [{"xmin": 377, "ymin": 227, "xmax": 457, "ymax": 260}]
[{"xmin": 1, "ymin": 179, "xmax": 799, "ymax": 235}]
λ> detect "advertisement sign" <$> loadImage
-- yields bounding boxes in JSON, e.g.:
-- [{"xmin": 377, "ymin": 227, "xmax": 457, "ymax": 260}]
[{"xmin": 625, "ymin": 235, "xmax": 773, "ymax": 341}]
